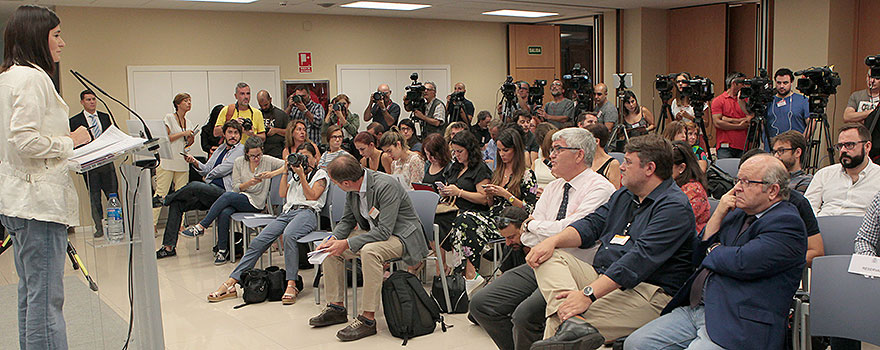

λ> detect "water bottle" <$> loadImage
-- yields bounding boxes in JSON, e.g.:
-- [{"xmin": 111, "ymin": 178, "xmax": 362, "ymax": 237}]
[{"xmin": 106, "ymin": 193, "xmax": 124, "ymax": 243}]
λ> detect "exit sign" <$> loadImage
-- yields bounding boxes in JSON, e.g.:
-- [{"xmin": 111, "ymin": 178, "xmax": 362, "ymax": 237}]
[{"xmin": 528, "ymin": 46, "xmax": 543, "ymax": 55}]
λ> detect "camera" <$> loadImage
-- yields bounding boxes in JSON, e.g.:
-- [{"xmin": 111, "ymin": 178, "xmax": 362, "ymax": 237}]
[
  {"xmin": 529, "ymin": 79, "xmax": 546, "ymax": 107},
  {"xmin": 867, "ymin": 54, "xmax": 880, "ymax": 78},
  {"xmin": 738, "ymin": 69, "xmax": 775, "ymax": 116},
  {"xmin": 404, "ymin": 72, "xmax": 427, "ymax": 112},
  {"xmin": 654, "ymin": 73, "xmax": 677, "ymax": 100},
  {"xmin": 372, "ymin": 91, "xmax": 385, "ymax": 102},
  {"xmin": 795, "ymin": 66, "xmax": 841, "ymax": 97},
  {"xmin": 241, "ymin": 118, "xmax": 253, "ymax": 131},
  {"xmin": 681, "ymin": 77, "xmax": 714, "ymax": 104},
  {"xmin": 292, "ymin": 94, "xmax": 306, "ymax": 105},
  {"xmin": 333, "ymin": 102, "xmax": 346, "ymax": 112},
  {"xmin": 449, "ymin": 91, "xmax": 466, "ymax": 105},
  {"xmin": 287, "ymin": 152, "xmax": 308, "ymax": 171},
  {"xmin": 500, "ymin": 75, "xmax": 517, "ymax": 100},
  {"xmin": 562, "ymin": 64, "xmax": 594, "ymax": 112}
]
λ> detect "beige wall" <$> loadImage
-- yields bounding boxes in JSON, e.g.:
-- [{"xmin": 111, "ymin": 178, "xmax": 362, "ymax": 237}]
[
  {"xmin": 616, "ymin": 8, "xmax": 668, "ymax": 118},
  {"xmin": 601, "ymin": 10, "xmax": 617, "ymax": 86},
  {"xmin": 54, "ymin": 6, "xmax": 508, "ymax": 226}
]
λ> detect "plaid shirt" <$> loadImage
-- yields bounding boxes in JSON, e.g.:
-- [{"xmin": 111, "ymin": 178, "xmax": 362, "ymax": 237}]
[
  {"xmin": 290, "ymin": 100, "xmax": 325, "ymax": 145},
  {"xmin": 855, "ymin": 191, "xmax": 880, "ymax": 256}
]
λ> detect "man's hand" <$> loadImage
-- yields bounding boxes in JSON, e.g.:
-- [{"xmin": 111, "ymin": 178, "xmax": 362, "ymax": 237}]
[
  {"xmin": 555, "ymin": 290, "xmax": 593, "ymax": 321},
  {"xmin": 536, "ymin": 107, "xmax": 547, "ymax": 120},
  {"xmin": 376, "ymin": 98, "xmax": 386, "ymax": 109},
  {"xmin": 296, "ymin": 101, "xmax": 307, "ymax": 112},
  {"xmin": 323, "ymin": 238, "xmax": 350, "ymax": 256},
  {"xmin": 525, "ymin": 237, "xmax": 556, "ymax": 268},
  {"xmin": 718, "ymin": 187, "xmax": 737, "ymax": 213}
]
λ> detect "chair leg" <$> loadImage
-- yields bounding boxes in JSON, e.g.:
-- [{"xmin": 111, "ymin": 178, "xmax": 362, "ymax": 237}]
[
  {"xmin": 228, "ymin": 217, "xmax": 235, "ymax": 263},
  {"xmin": 351, "ymin": 258, "xmax": 358, "ymax": 319}
]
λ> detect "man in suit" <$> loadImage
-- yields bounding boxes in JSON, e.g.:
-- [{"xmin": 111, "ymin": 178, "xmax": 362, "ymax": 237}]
[
  {"xmin": 625, "ymin": 154, "xmax": 807, "ymax": 350},
  {"xmin": 69, "ymin": 89, "xmax": 118, "ymax": 238},
  {"xmin": 309, "ymin": 154, "xmax": 429, "ymax": 341}
]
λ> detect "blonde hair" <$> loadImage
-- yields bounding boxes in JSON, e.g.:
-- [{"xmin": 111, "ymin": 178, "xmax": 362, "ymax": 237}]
[{"xmin": 173, "ymin": 92, "xmax": 191, "ymax": 111}]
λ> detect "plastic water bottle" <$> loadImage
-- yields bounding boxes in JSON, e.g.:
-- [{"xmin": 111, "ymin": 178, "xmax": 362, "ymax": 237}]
[{"xmin": 106, "ymin": 193, "xmax": 124, "ymax": 243}]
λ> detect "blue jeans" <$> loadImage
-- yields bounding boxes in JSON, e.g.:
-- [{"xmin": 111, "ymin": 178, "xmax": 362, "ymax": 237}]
[
  {"xmin": 229, "ymin": 208, "xmax": 317, "ymax": 281},
  {"xmin": 624, "ymin": 306, "xmax": 724, "ymax": 350},
  {"xmin": 1, "ymin": 215, "xmax": 68, "ymax": 350},
  {"xmin": 200, "ymin": 192, "xmax": 259, "ymax": 250},
  {"xmin": 161, "ymin": 181, "xmax": 225, "ymax": 248}
]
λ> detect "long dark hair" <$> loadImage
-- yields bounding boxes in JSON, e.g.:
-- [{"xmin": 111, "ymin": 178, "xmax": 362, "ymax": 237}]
[
  {"xmin": 671, "ymin": 140, "xmax": 707, "ymax": 190},
  {"xmin": 421, "ymin": 133, "xmax": 450, "ymax": 168},
  {"xmin": 2, "ymin": 5, "xmax": 60, "ymax": 76},
  {"xmin": 622, "ymin": 90, "xmax": 640, "ymax": 117},
  {"xmin": 492, "ymin": 128, "xmax": 527, "ymax": 198},
  {"xmin": 449, "ymin": 130, "xmax": 482, "ymax": 169}
]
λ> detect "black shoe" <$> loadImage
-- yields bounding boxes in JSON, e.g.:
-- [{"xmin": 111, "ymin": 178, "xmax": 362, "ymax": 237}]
[
  {"xmin": 94, "ymin": 230, "xmax": 104, "ymax": 238},
  {"xmin": 152, "ymin": 195, "xmax": 164, "ymax": 208},
  {"xmin": 309, "ymin": 305, "xmax": 348, "ymax": 327},
  {"xmin": 156, "ymin": 247, "xmax": 176, "ymax": 259},
  {"xmin": 530, "ymin": 315, "xmax": 605, "ymax": 350},
  {"xmin": 213, "ymin": 250, "xmax": 228, "ymax": 265},
  {"xmin": 336, "ymin": 315, "xmax": 377, "ymax": 342}
]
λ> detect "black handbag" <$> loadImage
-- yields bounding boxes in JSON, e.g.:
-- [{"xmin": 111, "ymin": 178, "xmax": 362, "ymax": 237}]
[{"xmin": 431, "ymin": 271, "xmax": 468, "ymax": 314}]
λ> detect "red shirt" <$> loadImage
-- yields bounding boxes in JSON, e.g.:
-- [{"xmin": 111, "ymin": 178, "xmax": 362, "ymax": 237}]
[{"xmin": 711, "ymin": 91, "xmax": 748, "ymax": 150}]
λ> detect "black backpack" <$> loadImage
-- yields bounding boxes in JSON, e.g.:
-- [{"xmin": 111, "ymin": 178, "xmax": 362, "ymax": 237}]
[
  {"xmin": 234, "ymin": 269, "xmax": 270, "ymax": 308},
  {"xmin": 706, "ymin": 163, "xmax": 735, "ymax": 199},
  {"xmin": 431, "ymin": 272, "xmax": 468, "ymax": 314},
  {"xmin": 264, "ymin": 266, "xmax": 288, "ymax": 302},
  {"xmin": 382, "ymin": 271, "xmax": 447, "ymax": 345}
]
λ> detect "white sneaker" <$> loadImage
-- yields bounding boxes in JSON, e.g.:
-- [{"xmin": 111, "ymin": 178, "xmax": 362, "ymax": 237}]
[{"xmin": 465, "ymin": 274, "xmax": 485, "ymax": 296}]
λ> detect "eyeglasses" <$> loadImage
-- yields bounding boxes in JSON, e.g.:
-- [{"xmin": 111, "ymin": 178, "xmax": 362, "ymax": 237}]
[
  {"xmin": 329, "ymin": 135, "xmax": 344, "ymax": 140},
  {"xmin": 734, "ymin": 177, "xmax": 769, "ymax": 187},
  {"xmin": 550, "ymin": 146, "xmax": 580, "ymax": 155},
  {"xmin": 771, "ymin": 147, "xmax": 795, "ymax": 155},
  {"xmin": 833, "ymin": 140, "xmax": 868, "ymax": 151},
  {"xmin": 494, "ymin": 216, "xmax": 522, "ymax": 229}
]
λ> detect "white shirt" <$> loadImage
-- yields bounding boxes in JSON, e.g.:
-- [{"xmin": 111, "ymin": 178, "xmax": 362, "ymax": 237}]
[
  {"xmin": 283, "ymin": 169, "xmax": 329, "ymax": 212},
  {"xmin": 804, "ymin": 161, "xmax": 880, "ymax": 217},
  {"xmin": 359, "ymin": 169, "xmax": 371, "ymax": 224},
  {"xmin": 523, "ymin": 167, "xmax": 615, "ymax": 261},
  {"xmin": 160, "ymin": 112, "xmax": 190, "ymax": 172},
  {"xmin": 84, "ymin": 109, "xmax": 102, "ymax": 137}
]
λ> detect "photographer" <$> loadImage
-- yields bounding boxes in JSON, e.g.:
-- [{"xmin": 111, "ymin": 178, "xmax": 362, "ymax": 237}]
[
  {"xmin": 537, "ymin": 79, "xmax": 577, "ymax": 129},
  {"xmin": 670, "ymin": 72, "xmax": 709, "ymax": 122},
  {"xmin": 844, "ymin": 68, "xmax": 880, "ymax": 163},
  {"xmin": 592, "ymin": 83, "xmax": 617, "ymax": 131},
  {"xmin": 321, "ymin": 93, "xmax": 359, "ymax": 139},
  {"xmin": 767, "ymin": 68, "xmax": 810, "ymax": 138},
  {"xmin": 498, "ymin": 81, "xmax": 534, "ymax": 121},
  {"xmin": 213, "ymin": 82, "xmax": 266, "ymax": 144},
  {"xmin": 408, "ymin": 81, "xmax": 446, "ymax": 136},
  {"xmin": 447, "ymin": 82, "xmax": 475, "ymax": 125},
  {"xmin": 285, "ymin": 85, "xmax": 325, "ymax": 146},
  {"xmin": 363, "ymin": 83, "xmax": 400, "ymax": 131},
  {"xmin": 711, "ymin": 72, "xmax": 752, "ymax": 159}
]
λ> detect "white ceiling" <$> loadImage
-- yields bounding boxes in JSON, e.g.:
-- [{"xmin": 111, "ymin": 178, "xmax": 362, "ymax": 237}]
[{"xmin": 15, "ymin": 0, "xmax": 746, "ymax": 24}]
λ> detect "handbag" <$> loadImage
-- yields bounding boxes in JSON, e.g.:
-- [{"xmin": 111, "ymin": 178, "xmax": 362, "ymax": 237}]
[{"xmin": 435, "ymin": 195, "xmax": 458, "ymax": 214}]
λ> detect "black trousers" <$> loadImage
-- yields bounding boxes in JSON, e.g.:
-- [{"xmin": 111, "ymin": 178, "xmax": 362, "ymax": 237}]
[
  {"xmin": 469, "ymin": 264, "xmax": 545, "ymax": 350},
  {"xmin": 83, "ymin": 164, "xmax": 119, "ymax": 235},
  {"xmin": 161, "ymin": 181, "xmax": 224, "ymax": 248}
]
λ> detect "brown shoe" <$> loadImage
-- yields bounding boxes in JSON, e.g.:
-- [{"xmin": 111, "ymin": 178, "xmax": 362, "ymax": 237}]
[
  {"xmin": 336, "ymin": 315, "xmax": 377, "ymax": 342},
  {"xmin": 309, "ymin": 305, "xmax": 348, "ymax": 327}
]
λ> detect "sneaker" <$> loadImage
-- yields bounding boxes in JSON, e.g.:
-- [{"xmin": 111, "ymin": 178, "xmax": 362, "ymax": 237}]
[
  {"xmin": 152, "ymin": 195, "xmax": 164, "ymax": 208},
  {"xmin": 465, "ymin": 274, "xmax": 485, "ymax": 296},
  {"xmin": 156, "ymin": 247, "xmax": 176, "ymax": 259},
  {"xmin": 309, "ymin": 304, "xmax": 348, "ymax": 327},
  {"xmin": 213, "ymin": 250, "xmax": 228, "ymax": 265},
  {"xmin": 180, "ymin": 225, "xmax": 204, "ymax": 238},
  {"xmin": 336, "ymin": 315, "xmax": 377, "ymax": 342}
]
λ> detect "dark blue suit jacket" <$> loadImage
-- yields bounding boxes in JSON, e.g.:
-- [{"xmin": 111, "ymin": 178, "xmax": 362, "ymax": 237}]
[{"xmin": 663, "ymin": 201, "xmax": 806, "ymax": 350}]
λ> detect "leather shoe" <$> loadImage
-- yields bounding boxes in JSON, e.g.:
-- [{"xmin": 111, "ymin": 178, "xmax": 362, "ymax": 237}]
[
  {"xmin": 309, "ymin": 305, "xmax": 348, "ymax": 327},
  {"xmin": 531, "ymin": 315, "xmax": 605, "ymax": 350},
  {"xmin": 336, "ymin": 315, "xmax": 377, "ymax": 342}
]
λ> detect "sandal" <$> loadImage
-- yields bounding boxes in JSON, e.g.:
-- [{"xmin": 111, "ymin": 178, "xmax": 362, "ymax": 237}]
[
  {"xmin": 282, "ymin": 284, "xmax": 298, "ymax": 305},
  {"xmin": 207, "ymin": 282, "xmax": 237, "ymax": 302}
]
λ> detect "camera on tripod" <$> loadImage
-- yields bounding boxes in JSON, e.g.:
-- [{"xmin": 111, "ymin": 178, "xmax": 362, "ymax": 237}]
[
  {"xmin": 500, "ymin": 75, "xmax": 517, "ymax": 100},
  {"xmin": 866, "ymin": 54, "xmax": 880, "ymax": 78},
  {"xmin": 681, "ymin": 77, "xmax": 714, "ymax": 104},
  {"xmin": 795, "ymin": 66, "xmax": 840, "ymax": 97},
  {"xmin": 739, "ymin": 69, "xmax": 775, "ymax": 115},
  {"xmin": 404, "ymin": 72, "xmax": 427, "ymax": 112},
  {"xmin": 449, "ymin": 91, "xmax": 466, "ymax": 105},
  {"xmin": 529, "ymin": 79, "xmax": 546, "ymax": 107},
  {"xmin": 562, "ymin": 64, "xmax": 594, "ymax": 112},
  {"xmin": 654, "ymin": 73, "xmax": 677, "ymax": 100}
]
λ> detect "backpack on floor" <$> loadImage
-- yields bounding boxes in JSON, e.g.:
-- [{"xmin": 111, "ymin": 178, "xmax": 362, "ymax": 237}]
[
  {"xmin": 382, "ymin": 271, "xmax": 448, "ymax": 345},
  {"xmin": 234, "ymin": 268, "xmax": 269, "ymax": 308},
  {"xmin": 431, "ymin": 272, "xmax": 468, "ymax": 314},
  {"xmin": 264, "ymin": 266, "xmax": 287, "ymax": 302}
]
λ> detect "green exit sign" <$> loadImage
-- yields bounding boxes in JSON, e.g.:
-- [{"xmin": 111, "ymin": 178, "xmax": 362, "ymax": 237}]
[{"xmin": 528, "ymin": 46, "xmax": 543, "ymax": 55}]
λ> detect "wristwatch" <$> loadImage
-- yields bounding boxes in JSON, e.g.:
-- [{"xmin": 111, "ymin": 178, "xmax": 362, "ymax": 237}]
[
  {"xmin": 582, "ymin": 286, "xmax": 597, "ymax": 302},
  {"xmin": 707, "ymin": 242, "xmax": 721, "ymax": 254},
  {"xmin": 508, "ymin": 195, "xmax": 516, "ymax": 204}
]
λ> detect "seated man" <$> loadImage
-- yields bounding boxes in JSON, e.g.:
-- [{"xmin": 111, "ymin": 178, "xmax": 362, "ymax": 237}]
[
  {"xmin": 805, "ymin": 123, "xmax": 880, "ymax": 216},
  {"xmin": 309, "ymin": 155, "xmax": 429, "ymax": 341},
  {"xmin": 206, "ymin": 142, "xmax": 328, "ymax": 304},
  {"xmin": 625, "ymin": 154, "xmax": 806, "ymax": 350},
  {"xmin": 527, "ymin": 134, "xmax": 696, "ymax": 350},
  {"xmin": 771, "ymin": 130, "xmax": 812, "ymax": 193},
  {"xmin": 156, "ymin": 120, "xmax": 244, "ymax": 260},
  {"xmin": 855, "ymin": 191, "xmax": 880, "ymax": 256},
  {"xmin": 469, "ymin": 127, "xmax": 616, "ymax": 350}
]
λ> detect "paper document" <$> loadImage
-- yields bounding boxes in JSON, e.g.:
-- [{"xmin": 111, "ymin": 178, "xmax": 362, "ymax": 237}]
[
  {"xmin": 69, "ymin": 125, "xmax": 147, "ymax": 172},
  {"xmin": 307, "ymin": 248, "xmax": 330, "ymax": 264}
]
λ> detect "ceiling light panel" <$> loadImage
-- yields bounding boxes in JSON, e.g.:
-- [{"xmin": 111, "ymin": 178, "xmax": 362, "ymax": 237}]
[
  {"xmin": 340, "ymin": 1, "xmax": 431, "ymax": 11},
  {"xmin": 482, "ymin": 9, "xmax": 558, "ymax": 18}
]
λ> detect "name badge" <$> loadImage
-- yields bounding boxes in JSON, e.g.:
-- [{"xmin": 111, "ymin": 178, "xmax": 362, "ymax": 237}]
[
  {"xmin": 369, "ymin": 207, "xmax": 380, "ymax": 220},
  {"xmin": 610, "ymin": 235, "xmax": 630, "ymax": 245},
  {"xmin": 848, "ymin": 254, "xmax": 880, "ymax": 278},
  {"xmin": 776, "ymin": 99, "xmax": 787, "ymax": 107}
]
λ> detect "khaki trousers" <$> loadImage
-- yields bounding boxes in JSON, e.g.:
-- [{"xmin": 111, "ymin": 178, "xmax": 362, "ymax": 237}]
[
  {"xmin": 534, "ymin": 250, "xmax": 672, "ymax": 342},
  {"xmin": 324, "ymin": 231, "xmax": 404, "ymax": 313},
  {"xmin": 152, "ymin": 168, "xmax": 189, "ymax": 227}
]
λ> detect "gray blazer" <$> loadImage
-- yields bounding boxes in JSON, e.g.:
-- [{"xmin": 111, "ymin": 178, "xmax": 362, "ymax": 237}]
[{"xmin": 332, "ymin": 169, "xmax": 429, "ymax": 266}]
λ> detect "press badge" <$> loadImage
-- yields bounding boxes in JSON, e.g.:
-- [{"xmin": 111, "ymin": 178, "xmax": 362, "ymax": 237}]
[
  {"xmin": 776, "ymin": 99, "xmax": 787, "ymax": 107},
  {"xmin": 369, "ymin": 207, "xmax": 380, "ymax": 219},
  {"xmin": 610, "ymin": 235, "xmax": 630, "ymax": 245}
]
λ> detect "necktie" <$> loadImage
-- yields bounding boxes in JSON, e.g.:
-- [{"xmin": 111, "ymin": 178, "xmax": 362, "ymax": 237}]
[
  {"xmin": 690, "ymin": 215, "xmax": 756, "ymax": 307},
  {"xmin": 556, "ymin": 183, "xmax": 572, "ymax": 220},
  {"xmin": 89, "ymin": 114, "xmax": 102, "ymax": 138}
]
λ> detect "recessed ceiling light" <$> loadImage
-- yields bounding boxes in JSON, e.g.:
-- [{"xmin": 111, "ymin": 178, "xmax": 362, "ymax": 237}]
[
  {"xmin": 340, "ymin": 1, "xmax": 431, "ymax": 11},
  {"xmin": 482, "ymin": 9, "xmax": 558, "ymax": 18},
  {"xmin": 179, "ymin": 0, "xmax": 258, "ymax": 3}
]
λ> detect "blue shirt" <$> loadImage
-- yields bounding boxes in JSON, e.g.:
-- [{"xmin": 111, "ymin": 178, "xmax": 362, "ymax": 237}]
[
  {"xmin": 483, "ymin": 139, "xmax": 497, "ymax": 171},
  {"xmin": 766, "ymin": 93, "xmax": 810, "ymax": 138},
  {"xmin": 569, "ymin": 178, "xmax": 696, "ymax": 295}
]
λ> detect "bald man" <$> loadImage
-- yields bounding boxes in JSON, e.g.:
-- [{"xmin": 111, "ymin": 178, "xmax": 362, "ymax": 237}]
[
  {"xmin": 363, "ymin": 83, "xmax": 401, "ymax": 131},
  {"xmin": 447, "ymin": 82, "xmax": 475, "ymax": 125},
  {"xmin": 257, "ymin": 90, "xmax": 289, "ymax": 158},
  {"xmin": 592, "ymin": 83, "xmax": 618, "ymax": 131}
]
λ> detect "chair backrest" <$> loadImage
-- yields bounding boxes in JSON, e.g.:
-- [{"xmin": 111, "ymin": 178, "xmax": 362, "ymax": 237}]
[
  {"xmin": 609, "ymin": 152, "xmax": 625, "ymax": 165},
  {"xmin": 407, "ymin": 190, "xmax": 440, "ymax": 242},
  {"xmin": 327, "ymin": 183, "xmax": 347, "ymax": 224},
  {"xmin": 810, "ymin": 255, "xmax": 880, "ymax": 345},
  {"xmin": 713, "ymin": 158, "xmax": 740, "ymax": 177},
  {"xmin": 265, "ymin": 174, "xmax": 285, "ymax": 215},
  {"xmin": 707, "ymin": 199, "xmax": 719, "ymax": 216},
  {"xmin": 817, "ymin": 215, "xmax": 863, "ymax": 255}
]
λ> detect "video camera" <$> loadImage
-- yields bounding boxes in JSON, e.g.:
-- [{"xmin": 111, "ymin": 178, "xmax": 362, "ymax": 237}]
[
  {"xmin": 681, "ymin": 76, "xmax": 714, "ymax": 104},
  {"xmin": 404, "ymin": 72, "xmax": 427, "ymax": 112},
  {"xmin": 449, "ymin": 91, "xmax": 466, "ymax": 105},
  {"xmin": 795, "ymin": 66, "xmax": 840, "ymax": 97},
  {"xmin": 866, "ymin": 54, "xmax": 880, "ymax": 78},
  {"xmin": 562, "ymin": 64, "xmax": 594, "ymax": 112},
  {"xmin": 529, "ymin": 79, "xmax": 546, "ymax": 107},
  {"xmin": 739, "ymin": 69, "xmax": 775, "ymax": 115},
  {"xmin": 500, "ymin": 76, "xmax": 517, "ymax": 101},
  {"xmin": 654, "ymin": 73, "xmax": 677, "ymax": 97}
]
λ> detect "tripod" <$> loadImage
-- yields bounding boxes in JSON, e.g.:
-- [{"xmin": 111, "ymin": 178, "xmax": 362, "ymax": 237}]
[
  {"xmin": 607, "ymin": 89, "xmax": 631, "ymax": 152},
  {"xmin": 656, "ymin": 90, "xmax": 674, "ymax": 135},
  {"xmin": 692, "ymin": 100, "xmax": 715, "ymax": 163},
  {"xmin": 802, "ymin": 95, "xmax": 835, "ymax": 172},
  {"xmin": 744, "ymin": 107, "xmax": 772, "ymax": 152},
  {"xmin": 500, "ymin": 94, "xmax": 517, "ymax": 123}
]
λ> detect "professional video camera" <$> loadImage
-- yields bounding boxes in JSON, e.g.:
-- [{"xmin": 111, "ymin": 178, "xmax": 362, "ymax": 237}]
[
  {"xmin": 449, "ymin": 91, "xmax": 466, "ymax": 106},
  {"xmin": 866, "ymin": 54, "xmax": 880, "ymax": 78},
  {"xmin": 795, "ymin": 66, "xmax": 841, "ymax": 97},
  {"xmin": 654, "ymin": 73, "xmax": 677, "ymax": 101},
  {"xmin": 681, "ymin": 77, "xmax": 714, "ymax": 104},
  {"xmin": 739, "ymin": 69, "xmax": 775, "ymax": 116},
  {"xmin": 562, "ymin": 64, "xmax": 594, "ymax": 112},
  {"xmin": 404, "ymin": 72, "xmax": 427, "ymax": 112},
  {"xmin": 529, "ymin": 79, "xmax": 546, "ymax": 107},
  {"xmin": 500, "ymin": 75, "xmax": 517, "ymax": 100}
]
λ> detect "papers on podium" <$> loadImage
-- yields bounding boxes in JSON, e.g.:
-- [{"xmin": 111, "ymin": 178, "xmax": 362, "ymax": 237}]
[{"xmin": 69, "ymin": 125, "xmax": 148, "ymax": 173}]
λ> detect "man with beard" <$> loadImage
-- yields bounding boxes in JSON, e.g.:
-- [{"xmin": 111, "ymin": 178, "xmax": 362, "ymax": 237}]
[
  {"xmin": 538, "ymin": 79, "xmax": 577, "ymax": 129},
  {"xmin": 766, "ymin": 68, "xmax": 810, "ymax": 139},
  {"xmin": 805, "ymin": 123, "xmax": 880, "ymax": 217},
  {"xmin": 256, "ymin": 90, "xmax": 289, "ymax": 159},
  {"xmin": 771, "ymin": 130, "xmax": 812, "ymax": 193},
  {"xmin": 447, "ymin": 82, "xmax": 475, "ymax": 125},
  {"xmin": 286, "ymin": 85, "xmax": 326, "ymax": 146}
]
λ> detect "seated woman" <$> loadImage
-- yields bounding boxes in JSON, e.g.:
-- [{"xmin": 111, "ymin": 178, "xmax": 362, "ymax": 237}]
[
  {"xmin": 282, "ymin": 120, "xmax": 320, "ymax": 165},
  {"xmin": 181, "ymin": 137, "xmax": 286, "ymax": 265},
  {"xmin": 379, "ymin": 130, "xmax": 425, "ymax": 185},
  {"xmin": 398, "ymin": 118, "xmax": 422, "ymax": 153},
  {"xmin": 449, "ymin": 128, "xmax": 538, "ymax": 292},
  {"xmin": 585, "ymin": 123, "xmax": 621, "ymax": 188},
  {"xmin": 533, "ymin": 123, "xmax": 558, "ymax": 191},
  {"xmin": 318, "ymin": 125, "xmax": 347, "ymax": 169},
  {"xmin": 421, "ymin": 133, "xmax": 455, "ymax": 273},
  {"xmin": 353, "ymin": 131, "xmax": 392, "ymax": 173},
  {"xmin": 207, "ymin": 142, "xmax": 328, "ymax": 304},
  {"xmin": 686, "ymin": 121, "xmax": 709, "ymax": 171},
  {"xmin": 620, "ymin": 90, "xmax": 655, "ymax": 137},
  {"xmin": 663, "ymin": 120, "xmax": 708, "ymax": 171},
  {"xmin": 671, "ymin": 140, "xmax": 710, "ymax": 234}
]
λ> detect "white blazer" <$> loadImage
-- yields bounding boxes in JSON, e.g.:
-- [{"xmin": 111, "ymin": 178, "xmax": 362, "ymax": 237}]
[{"xmin": 0, "ymin": 65, "xmax": 79, "ymax": 226}]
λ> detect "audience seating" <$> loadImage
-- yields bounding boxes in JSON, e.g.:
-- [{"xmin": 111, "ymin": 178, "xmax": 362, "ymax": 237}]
[
  {"xmin": 809, "ymin": 255, "xmax": 880, "ymax": 346},
  {"xmin": 297, "ymin": 184, "xmax": 346, "ymax": 305},
  {"xmin": 609, "ymin": 152, "xmax": 625, "ymax": 165},
  {"xmin": 713, "ymin": 158, "xmax": 740, "ymax": 177},
  {"xmin": 816, "ymin": 216, "xmax": 862, "ymax": 255},
  {"xmin": 708, "ymin": 198, "xmax": 719, "ymax": 216},
  {"xmin": 226, "ymin": 174, "xmax": 284, "ymax": 263}
]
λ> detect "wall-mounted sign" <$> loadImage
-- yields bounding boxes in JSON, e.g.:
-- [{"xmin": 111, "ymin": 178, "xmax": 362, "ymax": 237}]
[
  {"xmin": 527, "ymin": 46, "xmax": 543, "ymax": 55},
  {"xmin": 299, "ymin": 52, "xmax": 312, "ymax": 73}
]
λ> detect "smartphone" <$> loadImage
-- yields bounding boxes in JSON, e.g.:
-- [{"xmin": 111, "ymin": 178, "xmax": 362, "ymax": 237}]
[
  {"xmin": 179, "ymin": 152, "xmax": 188, "ymax": 157},
  {"xmin": 481, "ymin": 184, "xmax": 489, "ymax": 188},
  {"xmin": 434, "ymin": 181, "xmax": 446, "ymax": 191}
]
